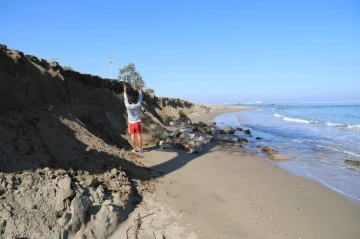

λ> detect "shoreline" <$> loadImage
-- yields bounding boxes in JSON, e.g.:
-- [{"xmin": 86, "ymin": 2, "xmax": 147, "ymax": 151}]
[
  {"xmin": 112, "ymin": 106, "xmax": 360, "ymax": 239},
  {"xmin": 212, "ymin": 106, "xmax": 360, "ymax": 204}
]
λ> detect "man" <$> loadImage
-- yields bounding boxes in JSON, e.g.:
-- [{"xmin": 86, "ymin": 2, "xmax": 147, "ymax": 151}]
[{"xmin": 123, "ymin": 83, "xmax": 143, "ymax": 153}]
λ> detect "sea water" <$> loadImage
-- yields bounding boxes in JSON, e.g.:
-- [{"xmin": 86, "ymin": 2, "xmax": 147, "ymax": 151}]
[{"xmin": 213, "ymin": 102, "xmax": 360, "ymax": 203}]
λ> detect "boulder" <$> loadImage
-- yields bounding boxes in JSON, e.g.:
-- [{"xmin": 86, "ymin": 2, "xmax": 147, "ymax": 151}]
[
  {"xmin": 268, "ymin": 153, "xmax": 291, "ymax": 161},
  {"xmin": 236, "ymin": 127, "xmax": 243, "ymax": 131},
  {"xmin": 68, "ymin": 196, "xmax": 90, "ymax": 232},
  {"xmin": 198, "ymin": 127, "xmax": 211, "ymax": 135},
  {"xmin": 207, "ymin": 121, "xmax": 216, "ymax": 126},
  {"xmin": 192, "ymin": 125, "xmax": 198, "ymax": 131},
  {"xmin": 345, "ymin": 160, "xmax": 360, "ymax": 167},
  {"xmin": 237, "ymin": 137, "xmax": 248, "ymax": 144},
  {"xmin": 110, "ymin": 168, "xmax": 118, "ymax": 176},
  {"xmin": 256, "ymin": 137, "xmax": 262, "ymax": 140},
  {"xmin": 243, "ymin": 129, "xmax": 251, "ymax": 135},
  {"xmin": 57, "ymin": 175, "xmax": 75, "ymax": 201},
  {"xmin": 198, "ymin": 121, "xmax": 207, "ymax": 127},
  {"xmin": 185, "ymin": 140, "xmax": 205, "ymax": 154},
  {"xmin": 222, "ymin": 126, "xmax": 235, "ymax": 134},
  {"xmin": 261, "ymin": 146, "xmax": 274, "ymax": 154}
]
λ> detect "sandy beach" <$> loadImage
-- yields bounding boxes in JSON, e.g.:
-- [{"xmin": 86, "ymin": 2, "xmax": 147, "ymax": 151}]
[{"xmin": 112, "ymin": 106, "xmax": 360, "ymax": 239}]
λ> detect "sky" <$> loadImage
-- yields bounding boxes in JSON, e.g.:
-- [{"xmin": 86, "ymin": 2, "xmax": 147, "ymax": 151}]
[{"xmin": 1, "ymin": 0, "xmax": 360, "ymax": 104}]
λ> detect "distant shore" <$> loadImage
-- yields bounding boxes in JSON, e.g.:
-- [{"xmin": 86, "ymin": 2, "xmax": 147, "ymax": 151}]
[{"xmin": 189, "ymin": 104, "xmax": 255, "ymax": 123}]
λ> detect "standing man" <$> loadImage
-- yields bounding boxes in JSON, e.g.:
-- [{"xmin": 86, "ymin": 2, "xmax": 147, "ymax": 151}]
[{"xmin": 123, "ymin": 83, "xmax": 143, "ymax": 153}]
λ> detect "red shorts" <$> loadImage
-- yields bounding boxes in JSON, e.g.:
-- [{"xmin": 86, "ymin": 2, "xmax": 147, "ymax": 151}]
[{"xmin": 129, "ymin": 122, "xmax": 142, "ymax": 134}]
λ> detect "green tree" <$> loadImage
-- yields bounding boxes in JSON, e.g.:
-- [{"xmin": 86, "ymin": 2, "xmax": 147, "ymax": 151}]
[
  {"xmin": 144, "ymin": 88, "xmax": 155, "ymax": 94},
  {"xmin": 63, "ymin": 66, "xmax": 73, "ymax": 71},
  {"xmin": 117, "ymin": 63, "xmax": 146, "ymax": 88}
]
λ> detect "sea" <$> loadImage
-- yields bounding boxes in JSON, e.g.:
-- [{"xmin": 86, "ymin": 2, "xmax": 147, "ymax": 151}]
[{"xmin": 213, "ymin": 102, "xmax": 360, "ymax": 203}]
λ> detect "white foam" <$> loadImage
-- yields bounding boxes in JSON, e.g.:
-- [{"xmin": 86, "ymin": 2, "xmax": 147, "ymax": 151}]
[
  {"xmin": 283, "ymin": 116, "xmax": 314, "ymax": 124},
  {"xmin": 325, "ymin": 122, "xmax": 360, "ymax": 130},
  {"xmin": 316, "ymin": 145, "xmax": 360, "ymax": 158},
  {"xmin": 274, "ymin": 113, "xmax": 317, "ymax": 124}
]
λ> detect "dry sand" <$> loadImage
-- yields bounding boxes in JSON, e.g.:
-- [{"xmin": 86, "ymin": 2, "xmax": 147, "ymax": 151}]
[{"xmin": 111, "ymin": 107, "xmax": 360, "ymax": 239}]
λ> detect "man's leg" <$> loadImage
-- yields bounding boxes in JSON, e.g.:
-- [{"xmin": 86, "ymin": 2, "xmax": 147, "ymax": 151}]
[
  {"xmin": 130, "ymin": 134, "xmax": 136, "ymax": 150},
  {"xmin": 136, "ymin": 122, "xmax": 143, "ymax": 152},
  {"xmin": 137, "ymin": 133, "xmax": 142, "ymax": 150}
]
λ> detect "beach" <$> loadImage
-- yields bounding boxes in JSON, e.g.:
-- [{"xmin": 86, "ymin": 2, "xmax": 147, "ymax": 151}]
[
  {"xmin": 2, "ymin": 45, "xmax": 360, "ymax": 239},
  {"xmin": 111, "ymin": 106, "xmax": 360, "ymax": 239}
]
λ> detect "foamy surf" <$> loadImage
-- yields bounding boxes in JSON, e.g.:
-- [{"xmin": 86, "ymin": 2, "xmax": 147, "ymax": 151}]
[{"xmin": 273, "ymin": 113, "xmax": 317, "ymax": 124}]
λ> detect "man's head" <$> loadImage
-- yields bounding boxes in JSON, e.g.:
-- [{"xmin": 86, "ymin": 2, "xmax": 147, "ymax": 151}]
[
  {"xmin": 128, "ymin": 90, "xmax": 139, "ymax": 104},
  {"xmin": 129, "ymin": 95, "xmax": 137, "ymax": 104}
]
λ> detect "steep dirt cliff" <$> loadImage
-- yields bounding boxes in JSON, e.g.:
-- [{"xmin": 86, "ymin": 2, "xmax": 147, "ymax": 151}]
[{"xmin": 0, "ymin": 44, "xmax": 208, "ymax": 239}]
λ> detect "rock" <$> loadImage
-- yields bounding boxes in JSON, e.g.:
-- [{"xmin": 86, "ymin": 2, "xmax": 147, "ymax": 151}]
[
  {"xmin": 0, "ymin": 44, "xmax": 7, "ymax": 50},
  {"xmin": 107, "ymin": 179, "xmax": 122, "ymax": 191},
  {"xmin": 237, "ymin": 137, "xmax": 248, "ymax": 144},
  {"xmin": 57, "ymin": 176, "xmax": 75, "ymax": 201},
  {"xmin": 268, "ymin": 153, "xmax": 291, "ymax": 161},
  {"xmin": 236, "ymin": 127, "xmax": 243, "ymax": 131},
  {"xmin": 215, "ymin": 136, "xmax": 238, "ymax": 143},
  {"xmin": 185, "ymin": 140, "xmax": 204, "ymax": 154},
  {"xmin": 207, "ymin": 121, "xmax": 216, "ymax": 126},
  {"xmin": 198, "ymin": 127, "xmax": 211, "ymax": 135},
  {"xmin": 198, "ymin": 121, "xmax": 207, "ymax": 127},
  {"xmin": 345, "ymin": 160, "xmax": 360, "ymax": 167},
  {"xmin": 110, "ymin": 168, "xmax": 118, "ymax": 176},
  {"xmin": 176, "ymin": 132, "xmax": 194, "ymax": 140},
  {"xmin": 192, "ymin": 126, "xmax": 198, "ymax": 131},
  {"xmin": 68, "ymin": 196, "xmax": 90, "ymax": 232},
  {"xmin": 211, "ymin": 127, "xmax": 217, "ymax": 135},
  {"xmin": 256, "ymin": 137, "xmax": 262, "ymax": 140},
  {"xmin": 222, "ymin": 126, "xmax": 235, "ymax": 134},
  {"xmin": 83, "ymin": 177, "xmax": 99, "ymax": 187},
  {"xmin": 261, "ymin": 146, "xmax": 274, "ymax": 153},
  {"xmin": 171, "ymin": 129, "xmax": 180, "ymax": 137},
  {"xmin": 160, "ymin": 142, "xmax": 175, "ymax": 149},
  {"xmin": 58, "ymin": 212, "xmax": 71, "ymax": 227},
  {"xmin": 243, "ymin": 129, "xmax": 251, "ymax": 134},
  {"xmin": 86, "ymin": 204, "xmax": 120, "ymax": 239},
  {"xmin": 179, "ymin": 127, "xmax": 193, "ymax": 133}
]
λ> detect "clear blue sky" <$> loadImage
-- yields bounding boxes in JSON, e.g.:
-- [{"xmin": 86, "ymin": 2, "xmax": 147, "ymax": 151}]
[{"xmin": 1, "ymin": 0, "xmax": 359, "ymax": 103}]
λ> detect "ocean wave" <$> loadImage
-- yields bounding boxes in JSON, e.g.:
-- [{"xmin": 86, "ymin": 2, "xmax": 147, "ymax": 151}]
[
  {"xmin": 273, "ymin": 113, "xmax": 317, "ymax": 124},
  {"xmin": 274, "ymin": 113, "xmax": 283, "ymax": 118},
  {"xmin": 274, "ymin": 113, "xmax": 360, "ymax": 129},
  {"xmin": 316, "ymin": 145, "xmax": 360, "ymax": 158},
  {"xmin": 326, "ymin": 122, "xmax": 360, "ymax": 129}
]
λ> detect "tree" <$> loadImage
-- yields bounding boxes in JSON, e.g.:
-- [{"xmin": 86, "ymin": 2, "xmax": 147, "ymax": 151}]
[
  {"xmin": 144, "ymin": 88, "xmax": 155, "ymax": 94},
  {"xmin": 63, "ymin": 66, "xmax": 73, "ymax": 71},
  {"xmin": 117, "ymin": 63, "xmax": 146, "ymax": 88}
]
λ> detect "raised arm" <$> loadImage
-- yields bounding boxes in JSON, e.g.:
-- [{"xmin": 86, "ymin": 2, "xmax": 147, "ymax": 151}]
[
  {"xmin": 123, "ymin": 84, "xmax": 130, "ymax": 108},
  {"xmin": 135, "ymin": 84, "xmax": 143, "ymax": 107}
]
